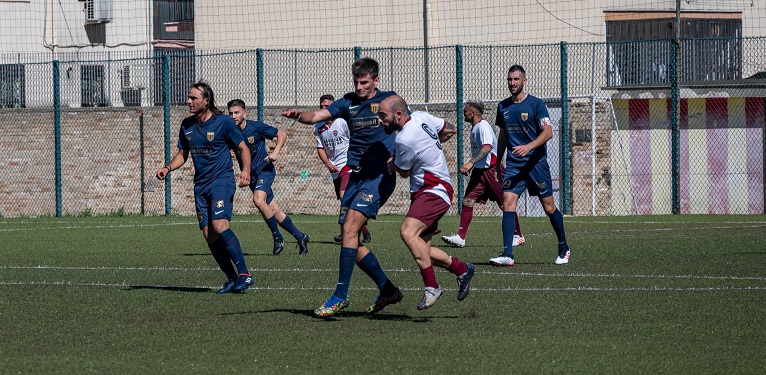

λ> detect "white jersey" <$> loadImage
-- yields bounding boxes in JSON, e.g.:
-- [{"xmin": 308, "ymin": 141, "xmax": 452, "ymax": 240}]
[
  {"xmin": 314, "ymin": 118, "xmax": 350, "ymax": 179},
  {"xmin": 470, "ymin": 119, "xmax": 498, "ymax": 169},
  {"xmin": 394, "ymin": 111, "xmax": 453, "ymax": 205}
]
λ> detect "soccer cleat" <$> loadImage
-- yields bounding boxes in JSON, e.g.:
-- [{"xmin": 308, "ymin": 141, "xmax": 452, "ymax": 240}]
[
  {"xmin": 489, "ymin": 254, "xmax": 515, "ymax": 267},
  {"xmin": 333, "ymin": 234, "xmax": 342, "ymax": 244},
  {"xmin": 362, "ymin": 231, "xmax": 372, "ymax": 244},
  {"xmin": 297, "ymin": 234, "xmax": 310, "ymax": 255},
  {"xmin": 441, "ymin": 233, "xmax": 466, "ymax": 248},
  {"xmin": 555, "ymin": 249, "xmax": 571, "ymax": 265},
  {"xmin": 456, "ymin": 263, "xmax": 475, "ymax": 301},
  {"xmin": 366, "ymin": 288, "xmax": 404, "ymax": 314},
  {"xmin": 272, "ymin": 238, "xmax": 284, "ymax": 255},
  {"xmin": 314, "ymin": 296, "xmax": 350, "ymax": 318},
  {"xmin": 233, "ymin": 274, "xmax": 254, "ymax": 293},
  {"xmin": 215, "ymin": 279, "xmax": 235, "ymax": 294},
  {"xmin": 417, "ymin": 286, "xmax": 444, "ymax": 310},
  {"xmin": 513, "ymin": 235, "xmax": 526, "ymax": 247}
]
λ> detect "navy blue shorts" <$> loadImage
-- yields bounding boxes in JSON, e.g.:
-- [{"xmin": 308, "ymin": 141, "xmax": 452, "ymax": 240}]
[
  {"xmin": 249, "ymin": 164, "xmax": 276, "ymax": 204},
  {"xmin": 339, "ymin": 168, "xmax": 396, "ymax": 224},
  {"xmin": 195, "ymin": 183, "xmax": 235, "ymax": 229},
  {"xmin": 502, "ymin": 158, "xmax": 554, "ymax": 198}
]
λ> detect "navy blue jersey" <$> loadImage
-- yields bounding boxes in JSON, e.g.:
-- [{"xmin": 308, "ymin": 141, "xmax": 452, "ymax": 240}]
[
  {"xmin": 325, "ymin": 90, "xmax": 397, "ymax": 171},
  {"xmin": 238, "ymin": 119, "xmax": 279, "ymax": 174},
  {"xmin": 495, "ymin": 94, "xmax": 552, "ymax": 170},
  {"xmin": 177, "ymin": 114, "xmax": 244, "ymax": 192}
]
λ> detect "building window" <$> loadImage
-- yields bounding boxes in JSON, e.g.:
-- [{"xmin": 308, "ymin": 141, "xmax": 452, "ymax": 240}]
[
  {"xmin": 605, "ymin": 11, "xmax": 742, "ymax": 86},
  {"xmin": 154, "ymin": 0, "xmax": 194, "ymax": 41},
  {"xmin": 0, "ymin": 64, "xmax": 25, "ymax": 108},
  {"xmin": 153, "ymin": 49, "xmax": 195, "ymax": 106},
  {"xmin": 81, "ymin": 65, "xmax": 107, "ymax": 107}
]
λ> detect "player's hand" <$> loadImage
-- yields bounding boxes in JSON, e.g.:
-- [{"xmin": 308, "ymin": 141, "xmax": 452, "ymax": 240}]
[
  {"xmin": 265, "ymin": 151, "xmax": 279, "ymax": 163},
  {"xmin": 460, "ymin": 162, "xmax": 473, "ymax": 176},
  {"xmin": 156, "ymin": 167, "xmax": 168, "ymax": 180},
  {"xmin": 387, "ymin": 157, "xmax": 395, "ymax": 175},
  {"xmin": 237, "ymin": 171, "xmax": 250, "ymax": 188},
  {"xmin": 281, "ymin": 109, "xmax": 301, "ymax": 119},
  {"xmin": 511, "ymin": 144, "xmax": 532, "ymax": 157},
  {"xmin": 327, "ymin": 164, "xmax": 339, "ymax": 173},
  {"xmin": 495, "ymin": 165, "xmax": 503, "ymax": 183}
]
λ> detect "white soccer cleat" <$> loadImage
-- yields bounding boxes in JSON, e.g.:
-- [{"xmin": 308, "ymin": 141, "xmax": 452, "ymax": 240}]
[
  {"xmin": 513, "ymin": 235, "xmax": 525, "ymax": 247},
  {"xmin": 441, "ymin": 233, "xmax": 465, "ymax": 248},
  {"xmin": 417, "ymin": 286, "xmax": 444, "ymax": 310},
  {"xmin": 489, "ymin": 255, "xmax": 515, "ymax": 267},
  {"xmin": 555, "ymin": 250, "xmax": 571, "ymax": 265}
]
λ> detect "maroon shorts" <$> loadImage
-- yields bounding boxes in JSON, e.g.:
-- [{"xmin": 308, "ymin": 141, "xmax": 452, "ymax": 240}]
[
  {"xmin": 464, "ymin": 165, "xmax": 505, "ymax": 206},
  {"xmin": 406, "ymin": 192, "xmax": 450, "ymax": 237},
  {"xmin": 332, "ymin": 165, "xmax": 352, "ymax": 200}
]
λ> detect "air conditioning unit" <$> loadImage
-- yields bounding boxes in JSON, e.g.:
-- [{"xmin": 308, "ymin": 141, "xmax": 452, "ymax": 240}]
[{"xmin": 85, "ymin": 0, "xmax": 113, "ymax": 24}]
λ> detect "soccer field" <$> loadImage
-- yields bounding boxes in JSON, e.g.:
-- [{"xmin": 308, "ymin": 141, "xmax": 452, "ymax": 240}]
[{"xmin": 1, "ymin": 214, "xmax": 765, "ymax": 374}]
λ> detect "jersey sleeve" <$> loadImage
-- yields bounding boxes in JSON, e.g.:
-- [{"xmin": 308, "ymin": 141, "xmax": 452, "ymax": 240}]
[
  {"xmin": 176, "ymin": 124, "xmax": 188, "ymax": 150},
  {"xmin": 478, "ymin": 122, "xmax": 495, "ymax": 146},
  {"xmin": 223, "ymin": 117, "xmax": 244, "ymax": 149},
  {"xmin": 314, "ymin": 125, "xmax": 323, "ymax": 148},
  {"xmin": 261, "ymin": 123, "xmax": 279, "ymax": 140},
  {"xmin": 424, "ymin": 112, "xmax": 446, "ymax": 134},
  {"xmin": 325, "ymin": 97, "xmax": 349, "ymax": 120},
  {"xmin": 394, "ymin": 140, "xmax": 416, "ymax": 171},
  {"xmin": 535, "ymin": 99, "xmax": 552, "ymax": 129}
]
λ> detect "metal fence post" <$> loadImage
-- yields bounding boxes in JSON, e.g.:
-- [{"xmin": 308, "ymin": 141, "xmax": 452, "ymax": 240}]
[
  {"xmin": 670, "ymin": 39, "xmax": 681, "ymax": 214},
  {"xmin": 257, "ymin": 48, "xmax": 264, "ymax": 121},
  {"xmin": 53, "ymin": 60, "xmax": 62, "ymax": 217},
  {"xmin": 354, "ymin": 46, "xmax": 361, "ymax": 60},
  {"xmin": 455, "ymin": 44, "xmax": 464, "ymax": 214},
  {"xmin": 560, "ymin": 41, "xmax": 571, "ymax": 215},
  {"xmin": 163, "ymin": 54, "xmax": 172, "ymax": 216}
]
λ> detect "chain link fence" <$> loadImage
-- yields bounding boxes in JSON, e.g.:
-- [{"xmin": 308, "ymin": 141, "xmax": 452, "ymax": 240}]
[{"xmin": 1, "ymin": 38, "xmax": 764, "ymax": 218}]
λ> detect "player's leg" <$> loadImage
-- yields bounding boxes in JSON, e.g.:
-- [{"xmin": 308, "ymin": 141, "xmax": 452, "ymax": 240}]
[
  {"xmin": 490, "ymin": 170, "xmax": 524, "ymax": 267},
  {"xmin": 209, "ymin": 186, "xmax": 252, "ymax": 292},
  {"xmin": 488, "ymin": 164, "xmax": 524, "ymax": 246},
  {"xmin": 198, "ymin": 192, "xmax": 237, "ymax": 293},
  {"xmin": 530, "ymin": 160, "xmax": 570, "ymax": 264},
  {"xmin": 269, "ymin": 199, "xmax": 309, "ymax": 255}
]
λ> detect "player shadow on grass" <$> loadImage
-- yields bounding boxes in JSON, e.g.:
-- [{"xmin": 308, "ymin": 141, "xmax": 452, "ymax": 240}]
[
  {"xmin": 224, "ymin": 308, "xmax": 458, "ymax": 322},
  {"xmin": 126, "ymin": 285, "xmax": 211, "ymax": 293}
]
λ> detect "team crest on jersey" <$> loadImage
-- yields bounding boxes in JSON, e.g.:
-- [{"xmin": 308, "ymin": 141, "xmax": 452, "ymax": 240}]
[
  {"xmin": 247, "ymin": 136, "xmax": 254, "ymax": 144},
  {"xmin": 540, "ymin": 117, "xmax": 551, "ymax": 127},
  {"xmin": 207, "ymin": 132, "xmax": 215, "ymax": 141},
  {"xmin": 349, "ymin": 108, "xmax": 358, "ymax": 116},
  {"xmin": 370, "ymin": 103, "xmax": 379, "ymax": 113},
  {"xmin": 521, "ymin": 113, "xmax": 528, "ymax": 121},
  {"xmin": 537, "ymin": 181, "xmax": 547, "ymax": 190},
  {"xmin": 215, "ymin": 200, "xmax": 225, "ymax": 208},
  {"xmin": 332, "ymin": 130, "xmax": 338, "ymax": 137}
]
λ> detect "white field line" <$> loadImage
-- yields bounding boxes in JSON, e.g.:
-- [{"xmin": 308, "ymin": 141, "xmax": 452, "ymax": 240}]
[
  {"xmin": 2, "ymin": 265, "xmax": 766, "ymax": 281},
  {"xmin": 0, "ymin": 280, "xmax": 764, "ymax": 292},
  {"xmin": 1, "ymin": 219, "xmax": 766, "ymax": 233}
]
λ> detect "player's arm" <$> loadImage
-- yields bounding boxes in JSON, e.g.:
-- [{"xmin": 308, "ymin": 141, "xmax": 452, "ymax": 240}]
[
  {"xmin": 156, "ymin": 149, "xmax": 188, "ymax": 180},
  {"xmin": 438, "ymin": 121, "xmax": 457, "ymax": 143},
  {"xmin": 281, "ymin": 108, "xmax": 332, "ymax": 125},
  {"xmin": 316, "ymin": 147, "xmax": 338, "ymax": 173},
  {"xmin": 236, "ymin": 141, "xmax": 251, "ymax": 187},
  {"xmin": 266, "ymin": 129, "xmax": 287, "ymax": 162},
  {"xmin": 495, "ymin": 127, "xmax": 508, "ymax": 182},
  {"xmin": 511, "ymin": 120, "xmax": 552, "ymax": 158},
  {"xmin": 460, "ymin": 144, "xmax": 492, "ymax": 175}
]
